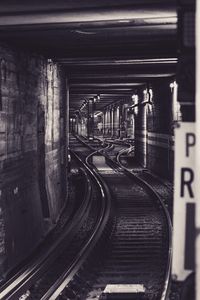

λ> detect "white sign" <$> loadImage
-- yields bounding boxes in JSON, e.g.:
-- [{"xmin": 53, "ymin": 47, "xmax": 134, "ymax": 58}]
[{"xmin": 172, "ymin": 122, "xmax": 195, "ymax": 281}]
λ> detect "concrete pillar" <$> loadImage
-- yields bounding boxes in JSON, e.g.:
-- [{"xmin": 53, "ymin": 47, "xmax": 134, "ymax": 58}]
[
  {"xmin": 102, "ymin": 110, "xmax": 105, "ymax": 136},
  {"xmin": 126, "ymin": 105, "xmax": 135, "ymax": 139},
  {"xmin": 113, "ymin": 107, "xmax": 115, "ymax": 137},
  {"xmin": 124, "ymin": 104, "xmax": 128, "ymax": 138},
  {"xmin": 111, "ymin": 107, "xmax": 114, "ymax": 137},
  {"xmin": 147, "ymin": 80, "xmax": 173, "ymax": 177},
  {"xmin": 134, "ymin": 89, "xmax": 147, "ymax": 167},
  {"xmin": 115, "ymin": 105, "xmax": 120, "ymax": 138},
  {"xmin": 104, "ymin": 110, "xmax": 107, "ymax": 136},
  {"xmin": 107, "ymin": 107, "xmax": 111, "ymax": 136},
  {"xmin": 119, "ymin": 102, "xmax": 123, "ymax": 139},
  {"xmin": 87, "ymin": 99, "xmax": 94, "ymax": 139},
  {"xmin": 177, "ymin": 1, "xmax": 195, "ymax": 122},
  {"xmin": 75, "ymin": 117, "xmax": 78, "ymax": 134},
  {"xmin": 172, "ymin": 1, "xmax": 196, "ymax": 299},
  {"xmin": 105, "ymin": 108, "xmax": 109, "ymax": 136},
  {"xmin": 66, "ymin": 80, "xmax": 70, "ymax": 177},
  {"xmin": 109, "ymin": 107, "xmax": 112, "ymax": 136}
]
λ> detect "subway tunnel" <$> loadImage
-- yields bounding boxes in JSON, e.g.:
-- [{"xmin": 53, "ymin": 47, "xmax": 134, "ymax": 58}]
[{"xmin": 0, "ymin": 1, "xmax": 196, "ymax": 300}]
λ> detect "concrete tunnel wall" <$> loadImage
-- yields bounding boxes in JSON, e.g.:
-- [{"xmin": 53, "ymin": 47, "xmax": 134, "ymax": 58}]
[{"xmin": 0, "ymin": 43, "xmax": 67, "ymax": 276}]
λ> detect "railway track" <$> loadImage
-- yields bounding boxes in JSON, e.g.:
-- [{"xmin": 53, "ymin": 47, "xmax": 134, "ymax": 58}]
[
  {"xmin": 98, "ymin": 137, "xmax": 173, "ymax": 218},
  {"xmin": 113, "ymin": 139, "xmax": 174, "ymax": 218},
  {"xmin": 0, "ymin": 150, "xmax": 111, "ymax": 300},
  {"xmin": 0, "ymin": 135, "xmax": 172, "ymax": 300},
  {"xmin": 59, "ymin": 135, "xmax": 172, "ymax": 300}
]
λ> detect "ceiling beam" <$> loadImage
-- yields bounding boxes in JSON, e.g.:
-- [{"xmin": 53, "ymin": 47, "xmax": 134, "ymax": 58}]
[
  {"xmin": 0, "ymin": 6, "xmax": 176, "ymax": 28},
  {"xmin": 60, "ymin": 57, "xmax": 177, "ymax": 65},
  {"xmin": 69, "ymin": 88, "xmax": 140, "ymax": 94},
  {"xmin": 69, "ymin": 73, "xmax": 175, "ymax": 82},
  {"xmin": 70, "ymin": 93, "xmax": 133, "ymax": 97},
  {"xmin": 70, "ymin": 83, "xmax": 144, "ymax": 88}
]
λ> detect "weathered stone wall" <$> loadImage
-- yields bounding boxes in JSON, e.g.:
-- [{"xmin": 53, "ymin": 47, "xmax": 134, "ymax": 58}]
[{"xmin": 0, "ymin": 43, "xmax": 67, "ymax": 276}]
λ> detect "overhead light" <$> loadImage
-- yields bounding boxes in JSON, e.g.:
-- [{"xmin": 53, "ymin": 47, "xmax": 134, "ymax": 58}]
[
  {"xmin": 75, "ymin": 30, "xmax": 96, "ymax": 35},
  {"xmin": 143, "ymin": 89, "xmax": 148, "ymax": 95},
  {"xmin": 170, "ymin": 81, "xmax": 177, "ymax": 89},
  {"xmin": 132, "ymin": 94, "xmax": 139, "ymax": 105},
  {"xmin": 94, "ymin": 111, "xmax": 103, "ymax": 117},
  {"xmin": 149, "ymin": 88, "xmax": 153, "ymax": 99}
]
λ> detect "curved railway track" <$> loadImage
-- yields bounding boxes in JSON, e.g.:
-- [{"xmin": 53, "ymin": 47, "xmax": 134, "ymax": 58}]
[
  {"xmin": 0, "ymin": 135, "xmax": 172, "ymax": 300},
  {"xmin": 61, "ymin": 135, "xmax": 172, "ymax": 300},
  {"xmin": 0, "ymin": 149, "xmax": 111, "ymax": 300}
]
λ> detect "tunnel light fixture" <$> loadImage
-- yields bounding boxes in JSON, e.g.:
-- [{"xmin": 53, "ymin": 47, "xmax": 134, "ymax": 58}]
[
  {"xmin": 94, "ymin": 112, "xmax": 103, "ymax": 118},
  {"xmin": 170, "ymin": 81, "xmax": 181, "ymax": 121},
  {"xmin": 170, "ymin": 81, "xmax": 177, "ymax": 90},
  {"xmin": 80, "ymin": 100, "xmax": 88, "ymax": 111},
  {"xmin": 143, "ymin": 89, "xmax": 148, "ymax": 95},
  {"xmin": 143, "ymin": 88, "xmax": 151, "ymax": 102},
  {"xmin": 149, "ymin": 88, "xmax": 153, "ymax": 99},
  {"xmin": 132, "ymin": 94, "xmax": 139, "ymax": 106}
]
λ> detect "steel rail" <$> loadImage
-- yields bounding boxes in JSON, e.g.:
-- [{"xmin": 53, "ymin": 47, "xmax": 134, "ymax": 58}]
[
  {"xmin": 40, "ymin": 149, "xmax": 112, "ymax": 300},
  {"xmin": 0, "ymin": 160, "xmax": 92, "ymax": 300},
  {"xmin": 78, "ymin": 135, "xmax": 172, "ymax": 300},
  {"xmin": 98, "ymin": 137, "xmax": 172, "ymax": 300},
  {"xmin": 116, "ymin": 143, "xmax": 172, "ymax": 300}
]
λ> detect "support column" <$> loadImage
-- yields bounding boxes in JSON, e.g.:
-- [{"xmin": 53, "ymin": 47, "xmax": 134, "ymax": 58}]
[
  {"xmin": 134, "ymin": 89, "xmax": 147, "ymax": 167},
  {"xmin": 111, "ymin": 107, "xmax": 114, "ymax": 137},
  {"xmin": 115, "ymin": 105, "xmax": 120, "ymax": 138},
  {"xmin": 120, "ymin": 102, "xmax": 127, "ymax": 139},
  {"xmin": 107, "ymin": 107, "xmax": 111, "ymax": 136},
  {"xmin": 147, "ymin": 80, "xmax": 173, "ymax": 178},
  {"xmin": 109, "ymin": 107, "xmax": 112, "ymax": 137},
  {"xmin": 87, "ymin": 98, "xmax": 94, "ymax": 139},
  {"xmin": 119, "ymin": 102, "xmax": 123, "ymax": 139},
  {"xmin": 172, "ymin": 1, "xmax": 196, "ymax": 299},
  {"xmin": 105, "ymin": 108, "xmax": 109, "ymax": 136},
  {"xmin": 124, "ymin": 104, "xmax": 128, "ymax": 138},
  {"xmin": 75, "ymin": 116, "xmax": 78, "ymax": 134},
  {"xmin": 66, "ymin": 80, "xmax": 70, "ymax": 195},
  {"xmin": 177, "ymin": 1, "xmax": 195, "ymax": 122},
  {"xmin": 102, "ymin": 110, "xmax": 105, "ymax": 136}
]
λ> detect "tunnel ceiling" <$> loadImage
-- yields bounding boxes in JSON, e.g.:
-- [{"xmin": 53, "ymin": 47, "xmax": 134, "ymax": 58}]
[{"xmin": 0, "ymin": 0, "xmax": 177, "ymax": 115}]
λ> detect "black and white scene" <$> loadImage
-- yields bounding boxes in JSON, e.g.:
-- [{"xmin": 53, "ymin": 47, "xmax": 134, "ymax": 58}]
[{"xmin": 0, "ymin": 1, "xmax": 198, "ymax": 299}]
